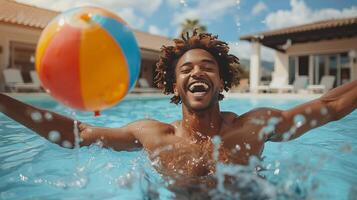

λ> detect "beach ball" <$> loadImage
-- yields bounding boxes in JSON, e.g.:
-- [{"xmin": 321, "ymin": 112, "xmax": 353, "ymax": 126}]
[{"xmin": 35, "ymin": 6, "xmax": 141, "ymax": 115}]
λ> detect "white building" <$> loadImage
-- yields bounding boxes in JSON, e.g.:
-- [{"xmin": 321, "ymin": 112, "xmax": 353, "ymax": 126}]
[{"xmin": 241, "ymin": 17, "xmax": 357, "ymax": 92}]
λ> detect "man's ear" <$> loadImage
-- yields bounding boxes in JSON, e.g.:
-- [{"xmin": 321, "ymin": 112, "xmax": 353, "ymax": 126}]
[{"xmin": 173, "ymin": 83, "xmax": 179, "ymax": 96}]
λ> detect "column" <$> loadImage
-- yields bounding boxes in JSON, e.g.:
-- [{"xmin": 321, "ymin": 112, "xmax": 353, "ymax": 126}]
[{"xmin": 250, "ymin": 41, "xmax": 261, "ymax": 93}]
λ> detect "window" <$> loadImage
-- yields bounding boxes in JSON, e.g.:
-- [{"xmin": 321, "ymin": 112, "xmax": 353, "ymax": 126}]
[
  {"xmin": 298, "ymin": 56, "xmax": 309, "ymax": 76},
  {"xmin": 311, "ymin": 52, "xmax": 350, "ymax": 87},
  {"xmin": 9, "ymin": 41, "xmax": 36, "ymax": 83}
]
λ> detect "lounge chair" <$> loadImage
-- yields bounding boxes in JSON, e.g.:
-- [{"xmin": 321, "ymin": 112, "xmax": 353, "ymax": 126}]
[
  {"xmin": 131, "ymin": 78, "xmax": 161, "ymax": 93},
  {"xmin": 307, "ymin": 75, "xmax": 335, "ymax": 93},
  {"xmin": 30, "ymin": 70, "xmax": 41, "ymax": 86},
  {"xmin": 3, "ymin": 68, "xmax": 42, "ymax": 92},
  {"xmin": 271, "ymin": 75, "xmax": 308, "ymax": 93},
  {"xmin": 257, "ymin": 73, "xmax": 288, "ymax": 93}
]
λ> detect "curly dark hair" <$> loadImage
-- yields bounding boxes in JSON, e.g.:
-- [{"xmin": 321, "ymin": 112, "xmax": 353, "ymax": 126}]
[{"xmin": 154, "ymin": 30, "xmax": 240, "ymax": 104}]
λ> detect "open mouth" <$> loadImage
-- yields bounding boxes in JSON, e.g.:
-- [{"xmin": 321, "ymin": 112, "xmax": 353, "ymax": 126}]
[{"xmin": 188, "ymin": 81, "xmax": 210, "ymax": 95}]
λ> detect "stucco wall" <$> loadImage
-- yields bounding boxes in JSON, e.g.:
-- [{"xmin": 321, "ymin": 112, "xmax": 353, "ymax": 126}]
[
  {"xmin": 288, "ymin": 37, "xmax": 357, "ymax": 81},
  {"xmin": 0, "ymin": 24, "xmax": 41, "ymax": 90},
  {"xmin": 273, "ymin": 37, "xmax": 357, "ymax": 81}
]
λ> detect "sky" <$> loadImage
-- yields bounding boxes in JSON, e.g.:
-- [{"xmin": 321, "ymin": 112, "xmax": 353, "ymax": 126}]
[{"xmin": 15, "ymin": 0, "xmax": 357, "ymax": 62}]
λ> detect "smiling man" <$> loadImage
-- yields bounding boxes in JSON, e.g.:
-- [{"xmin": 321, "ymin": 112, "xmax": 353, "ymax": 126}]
[{"xmin": 0, "ymin": 31, "xmax": 357, "ymax": 191}]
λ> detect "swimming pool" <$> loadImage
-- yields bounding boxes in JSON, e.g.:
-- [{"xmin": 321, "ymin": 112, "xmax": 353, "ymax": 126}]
[{"xmin": 0, "ymin": 94, "xmax": 356, "ymax": 199}]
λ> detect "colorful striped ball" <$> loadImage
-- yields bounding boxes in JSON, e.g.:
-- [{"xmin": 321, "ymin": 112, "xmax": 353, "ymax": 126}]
[{"xmin": 36, "ymin": 6, "xmax": 141, "ymax": 114}]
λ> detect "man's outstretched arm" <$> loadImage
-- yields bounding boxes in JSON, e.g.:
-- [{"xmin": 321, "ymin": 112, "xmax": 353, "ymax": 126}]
[
  {"xmin": 0, "ymin": 93, "xmax": 78, "ymax": 147},
  {"xmin": 265, "ymin": 80, "xmax": 357, "ymax": 141},
  {"xmin": 0, "ymin": 93, "xmax": 144, "ymax": 150}
]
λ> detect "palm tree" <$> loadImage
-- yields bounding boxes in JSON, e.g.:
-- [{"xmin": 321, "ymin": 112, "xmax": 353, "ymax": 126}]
[{"xmin": 180, "ymin": 19, "xmax": 207, "ymax": 36}]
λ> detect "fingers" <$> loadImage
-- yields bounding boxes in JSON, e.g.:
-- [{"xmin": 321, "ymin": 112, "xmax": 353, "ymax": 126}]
[{"xmin": 78, "ymin": 123, "xmax": 90, "ymax": 131}]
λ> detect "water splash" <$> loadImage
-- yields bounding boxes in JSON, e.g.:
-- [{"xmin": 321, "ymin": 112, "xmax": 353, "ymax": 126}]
[
  {"xmin": 179, "ymin": 0, "xmax": 187, "ymax": 7},
  {"xmin": 259, "ymin": 117, "xmax": 282, "ymax": 140},
  {"xmin": 73, "ymin": 120, "xmax": 81, "ymax": 149}
]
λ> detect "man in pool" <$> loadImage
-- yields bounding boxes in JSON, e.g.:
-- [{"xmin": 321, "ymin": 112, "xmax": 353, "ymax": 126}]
[{"xmin": 0, "ymin": 30, "xmax": 356, "ymax": 192}]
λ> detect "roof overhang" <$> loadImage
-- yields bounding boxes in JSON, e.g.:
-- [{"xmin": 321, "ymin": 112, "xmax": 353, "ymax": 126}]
[{"xmin": 240, "ymin": 17, "xmax": 357, "ymax": 52}]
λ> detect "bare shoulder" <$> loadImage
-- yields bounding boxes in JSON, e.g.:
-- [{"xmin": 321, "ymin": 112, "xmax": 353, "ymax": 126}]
[
  {"xmin": 236, "ymin": 107, "xmax": 282, "ymax": 122},
  {"xmin": 225, "ymin": 107, "xmax": 283, "ymax": 136},
  {"xmin": 126, "ymin": 118, "xmax": 175, "ymax": 134},
  {"xmin": 221, "ymin": 111, "xmax": 239, "ymax": 123}
]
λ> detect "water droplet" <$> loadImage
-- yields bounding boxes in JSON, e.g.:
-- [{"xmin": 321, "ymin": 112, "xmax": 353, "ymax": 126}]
[
  {"xmin": 168, "ymin": 179, "xmax": 175, "ymax": 185},
  {"xmin": 293, "ymin": 114, "xmax": 306, "ymax": 128},
  {"xmin": 266, "ymin": 163, "xmax": 272, "ymax": 169},
  {"xmin": 282, "ymin": 131, "xmax": 293, "ymax": 141},
  {"xmin": 259, "ymin": 117, "xmax": 281, "ymax": 140},
  {"xmin": 274, "ymin": 168, "xmax": 280, "ymax": 175},
  {"xmin": 235, "ymin": 144, "xmax": 241, "ymax": 151},
  {"xmin": 212, "ymin": 136, "xmax": 221, "ymax": 146},
  {"xmin": 244, "ymin": 143, "xmax": 251, "ymax": 150},
  {"xmin": 34, "ymin": 178, "xmax": 43, "ymax": 184},
  {"xmin": 320, "ymin": 107, "xmax": 328, "ymax": 115},
  {"xmin": 62, "ymin": 140, "xmax": 72, "ymax": 148},
  {"xmin": 310, "ymin": 119, "xmax": 317, "ymax": 127},
  {"xmin": 44, "ymin": 112, "xmax": 53, "ymax": 121},
  {"xmin": 48, "ymin": 130, "xmax": 61, "ymax": 142},
  {"xmin": 30, "ymin": 111, "xmax": 42, "ymax": 122},
  {"xmin": 19, "ymin": 173, "xmax": 28, "ymax": 181}
]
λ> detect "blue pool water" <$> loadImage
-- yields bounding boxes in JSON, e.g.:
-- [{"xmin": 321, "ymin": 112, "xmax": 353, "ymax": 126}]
[{"xmin": 0, "ymin": 95, "xmax": 356, "ymax": 199}]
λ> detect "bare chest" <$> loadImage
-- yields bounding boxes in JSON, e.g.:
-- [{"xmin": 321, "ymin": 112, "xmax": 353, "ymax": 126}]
[{"xmin": 149, "ymin": 136, "xmax": 263, "ymax": 177}]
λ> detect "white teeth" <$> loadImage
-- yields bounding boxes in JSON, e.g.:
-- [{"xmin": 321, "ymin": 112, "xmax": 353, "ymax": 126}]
[{"xmin": 189, "ymin": 82, "xmax": 209, "ymax": 91}]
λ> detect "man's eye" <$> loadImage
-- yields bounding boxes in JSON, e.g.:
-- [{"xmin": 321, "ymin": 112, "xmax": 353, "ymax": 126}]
[
  {"xmin": 180, "ymin": 67, "xmax": 191, "ymax": 73},
  {"xmin": 202, "ymin": 66, "xmax": 215, "ymax": 72}
]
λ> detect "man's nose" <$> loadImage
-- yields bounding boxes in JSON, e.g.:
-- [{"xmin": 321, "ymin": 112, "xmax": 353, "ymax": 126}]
[{"xmin": 191, "ymin": 65, "xmax": 204, "ymax": 77}]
